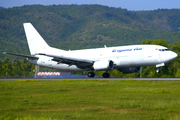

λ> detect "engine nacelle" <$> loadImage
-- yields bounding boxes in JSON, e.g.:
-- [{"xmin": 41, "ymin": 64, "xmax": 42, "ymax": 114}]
[
  {"xmin": 93, "ymin": 60, "xmax": 114, "ymax": 71},
  {"xmin": 118, "ymin": 67, "xmax": 141, "ymax": 73}
]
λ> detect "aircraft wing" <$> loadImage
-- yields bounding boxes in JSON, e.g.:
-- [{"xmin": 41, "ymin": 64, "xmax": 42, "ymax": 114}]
[
  {"xmin": 38, "ymin": 53, "xmax": 93, "ymax": 67},
  {"xmin": 3, "ymin": 52, "xmax": 38, "ymax": 59}
]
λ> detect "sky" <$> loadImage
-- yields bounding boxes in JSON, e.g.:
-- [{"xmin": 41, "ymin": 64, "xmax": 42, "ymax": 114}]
[{"xmin": 0, "ymin": 0, "xmax": 180, "ymax": 11}]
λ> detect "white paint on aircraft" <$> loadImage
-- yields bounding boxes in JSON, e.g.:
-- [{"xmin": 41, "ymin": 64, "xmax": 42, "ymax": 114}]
[{"xmin": 3, "ymin": 23, "xmax": 178, "ymax": 78}]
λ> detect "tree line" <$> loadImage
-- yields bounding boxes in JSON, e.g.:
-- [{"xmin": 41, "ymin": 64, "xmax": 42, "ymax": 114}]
[
  {"xmin": 0, "ymin": 58, "xmax": 35, "ymax": 78},
  {"xmin": 0, "ymin": 40, "xmax": 180, "ymax": 78}
]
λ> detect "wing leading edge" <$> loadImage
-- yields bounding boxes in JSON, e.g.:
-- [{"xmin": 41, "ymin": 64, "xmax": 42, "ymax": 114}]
[
  {"xmin": 38, "ymin": 53, "xmax": 94, "ymax": 68},
  {"xmin": 3, "ymin": 52, "xmax": 93, "ymax": 68}
]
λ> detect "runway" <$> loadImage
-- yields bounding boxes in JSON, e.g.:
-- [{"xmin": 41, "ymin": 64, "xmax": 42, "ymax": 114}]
[{"xmin": 1, "ymin": 78, "xmax": 180, "ymax": 81}]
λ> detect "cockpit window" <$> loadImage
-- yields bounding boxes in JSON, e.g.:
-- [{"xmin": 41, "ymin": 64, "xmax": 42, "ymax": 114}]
[{"xmin": 159, "ymin": 49, "xmax": 169, "ymax": 51}]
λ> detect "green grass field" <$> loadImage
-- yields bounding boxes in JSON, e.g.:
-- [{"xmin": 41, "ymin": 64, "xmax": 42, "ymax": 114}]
[{"xmin": 1, "ymin": 79, "xmax": 180, "ymax": 120}]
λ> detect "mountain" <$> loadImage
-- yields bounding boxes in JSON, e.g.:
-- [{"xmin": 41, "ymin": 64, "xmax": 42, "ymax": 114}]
[
  {"xmin": 0, "ymin": 5, "xmax": 180, "ymax": 60},
  {"xmin": 136, "ymin": 9, "xmax": 180, "ymax": 31},
  {"xmin": 0, "ymin": 7, "xmax": 5, "ymax": 9}
]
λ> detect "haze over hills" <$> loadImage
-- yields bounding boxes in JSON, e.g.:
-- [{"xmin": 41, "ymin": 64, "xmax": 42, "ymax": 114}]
[
  {"xmin": 0, "ymin": 7, "xmax": 5, "ymax": 9},
  {"xmin": 0, "ymin": 5, "xmax": 180, "ymax": 60}
]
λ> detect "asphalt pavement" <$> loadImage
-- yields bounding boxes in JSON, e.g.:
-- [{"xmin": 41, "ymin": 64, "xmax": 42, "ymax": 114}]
[{"xmin": 1, "ymin": 78, "xmax": 180, "ymax": 81}]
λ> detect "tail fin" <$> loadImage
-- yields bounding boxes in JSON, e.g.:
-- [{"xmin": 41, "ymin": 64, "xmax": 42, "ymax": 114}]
[{"xmin": 23, "ymin": 23, "xmax": 50, "ymax": 55}]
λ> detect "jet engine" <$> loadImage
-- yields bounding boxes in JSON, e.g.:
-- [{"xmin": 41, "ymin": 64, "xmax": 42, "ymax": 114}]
[
  {"xmin": 93, "ymin": 60, "xmax": 114, "ymax": 71},
  {"xmin": 118, "ymin": 67, "xmax": 141, "ymax": 73}
]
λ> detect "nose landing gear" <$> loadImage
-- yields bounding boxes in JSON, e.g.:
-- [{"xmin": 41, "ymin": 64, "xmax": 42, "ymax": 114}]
[
  {"xmin": 156, "ymin": 68, "xmax": 160, "ymax": 73},
  {"xmin": 156, "ymin": 63, "xmax": 164, "ymax": 73}
]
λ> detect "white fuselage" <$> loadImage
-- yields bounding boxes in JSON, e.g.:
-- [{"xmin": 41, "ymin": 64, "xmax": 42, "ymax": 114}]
[
  {"xmin": 28, "ymin": 44, "xmax": 177, "ymax": 71},
  {"xmin": 4, "ymin": 23, "xmax": 178, "ymax": 78}
]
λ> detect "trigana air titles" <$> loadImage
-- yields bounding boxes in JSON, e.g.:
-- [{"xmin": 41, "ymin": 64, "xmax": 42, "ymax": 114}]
[{"xmin": 4, "ymin": 23, "xmax": 178, "ymax": 78}]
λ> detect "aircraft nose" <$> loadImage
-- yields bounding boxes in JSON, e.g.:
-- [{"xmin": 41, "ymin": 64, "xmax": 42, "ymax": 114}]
[
  {"xmin": 160, "ymin": 51, "xmax": 178, "ymax": 63},
  {"xmin": 171, "ymin": 52, "xmax": 178, "ymax": 60}
]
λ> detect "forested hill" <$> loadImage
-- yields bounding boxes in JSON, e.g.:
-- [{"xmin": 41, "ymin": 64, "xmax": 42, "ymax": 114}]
[{"xmin": 0, "ymin": 5, "xmax": 180, "ymax": 60}]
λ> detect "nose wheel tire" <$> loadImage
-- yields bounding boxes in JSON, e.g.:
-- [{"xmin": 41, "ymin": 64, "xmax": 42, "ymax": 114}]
[
  {"xmin": 88, "ymin": 72, "xmax": 95, "ymax": 78},
  {"xmin": 156, "ymin": 68, "xmax": 160, "ymax": 73},
  {"xmin": 102, "ymin": 72, "xmax": 110, "ymax": 78}
]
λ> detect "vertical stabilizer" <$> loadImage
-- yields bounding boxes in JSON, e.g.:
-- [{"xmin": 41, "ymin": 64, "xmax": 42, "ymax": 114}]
[{"xmin": 23, "ymin": 23, "xmax": 50, "ymax": 55}]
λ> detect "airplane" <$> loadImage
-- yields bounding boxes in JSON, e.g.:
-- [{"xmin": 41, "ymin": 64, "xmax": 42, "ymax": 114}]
[{"xmin": 3, "ymin": 23, "xmax": 178, "ymax": 78}]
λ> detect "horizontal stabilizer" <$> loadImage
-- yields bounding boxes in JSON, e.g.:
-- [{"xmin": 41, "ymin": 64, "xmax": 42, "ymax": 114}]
[{"xmin": 3, "ymin": 52, "xmax": 38, "ymax": 59}]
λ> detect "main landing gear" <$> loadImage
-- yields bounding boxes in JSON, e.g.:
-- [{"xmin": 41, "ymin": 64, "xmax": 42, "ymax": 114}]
[
  {"xmin": 102, "ymin": 72, "xmax": 110, "ymax": 78},
  {"xmin": 87, "ymin": 71, "xmax": 110, "ymax": 78},
  {"xmin": 87, "ymin": 72, "xmax": 95, "ymax": 78}
]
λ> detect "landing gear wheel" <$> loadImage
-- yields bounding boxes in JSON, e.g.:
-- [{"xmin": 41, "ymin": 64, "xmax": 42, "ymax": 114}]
[
  {"xmin": 102, "ymin": 72, "xmax": 110, "ymax": 78},
  {"xmin": 156, "ymin": 68, "xmax": 160, "ymax": 73},
  {"xmin": 87, "ymin": 72, "xmax": 95, "ymax": 78}
]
